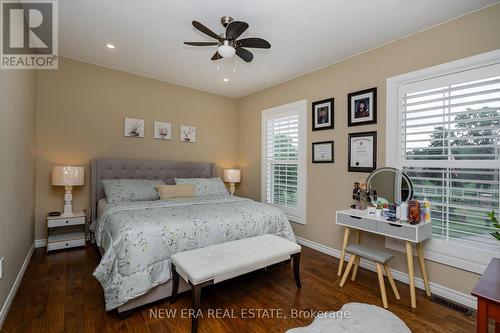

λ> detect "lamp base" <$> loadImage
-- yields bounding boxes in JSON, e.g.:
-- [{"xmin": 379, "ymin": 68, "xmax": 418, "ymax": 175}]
[
  {"xmin": 228, "ymin": 183, "xmax": 236, "ymax": 196},
  {"xmin": 62, "ymin": 186, "xmax": 75, "ymax": 216}
]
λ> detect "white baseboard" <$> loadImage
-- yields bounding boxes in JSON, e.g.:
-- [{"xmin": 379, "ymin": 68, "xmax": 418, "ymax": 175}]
[
  {"xmin": 0, "ymin": 242, "xmax": 35, "ymax": 330},
  {"xmin": 295, "ymin": 236, "xmax": 477, "ymax": 310},
  {"xmin": 35, "ymin": 239, "xmax": 47, "ymax": 248}
]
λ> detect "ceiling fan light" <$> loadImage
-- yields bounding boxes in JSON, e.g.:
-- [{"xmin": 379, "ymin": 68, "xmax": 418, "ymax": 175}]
[{"xmin": 218, "ymin": 45, "xmax": 236, "ymax": 58}]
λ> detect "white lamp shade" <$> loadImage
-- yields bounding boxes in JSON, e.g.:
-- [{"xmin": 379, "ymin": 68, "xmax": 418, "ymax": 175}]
[
  {"xmin": 52, "ymin": 166, "xmax": 84, "ymax": 186},
  {"xmin": 223, "ymin": 169, "xmax": 241, "ymax": 183}
]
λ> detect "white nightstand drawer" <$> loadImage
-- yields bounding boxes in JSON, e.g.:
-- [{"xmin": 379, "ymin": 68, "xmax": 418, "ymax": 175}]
[
  {"xmin": 47, "ymin": 216, "xmax": 85, "ymax": 228},
  {"xmin": 47, "ymin": 238, "xmax": 85, "ymax": 251}
]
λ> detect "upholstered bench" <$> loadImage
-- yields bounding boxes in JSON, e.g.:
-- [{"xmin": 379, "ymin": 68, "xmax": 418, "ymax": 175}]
[
  {"xmin": 170, "ymin": 234, "xmax": 302, "ymax": 333},
  {"xmin": 339, "ymin": 244, "xmax": 400, "ymax": 309}
]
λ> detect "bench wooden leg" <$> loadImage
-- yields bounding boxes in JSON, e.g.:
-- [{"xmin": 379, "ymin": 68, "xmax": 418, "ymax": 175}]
[
  {"xmin": 191, "ymin": 283, "xmax": 201, "ymax": 333},
  {"xmin": 376, "ymin": 263, "xmax": 388, "ymax": 309},
  {"xmin": 292, "ymin": 252, "xmax": 302, "ymax": 288},
  {"xmin": 171, "ymin": 264, "xmax": 179, "ymax": 304},
  {"xmin": 189, "ymin": 280, "xmax": 213, "ymax": 333},
  {"xmin": 340, "ymin": 254, "xmax": 356, "ymax": 287},
  {"xmin": 383, "ymin": 263, "xmax": 400, "ymax": 300}
]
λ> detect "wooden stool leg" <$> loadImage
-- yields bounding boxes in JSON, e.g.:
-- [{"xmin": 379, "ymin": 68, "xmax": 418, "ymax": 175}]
[
  {"xmin": 292, "ymin": 252, "xmax": 302, "ymax": 288},
  {"xmin": 170, "ymin": 264, "xmax": 179, "ymax": 304},
  {"xmin": 340, "ymin": 254, "xmax": 356, "ymax": 287},
  {"xmin": 416, "ymin": 242, "xmax": 431, "ymax": 296},
  {"xmin": 405, "ymin": 241, "xmax": 417, "ymax": 308},
  {"xmin": 191, "ymin": 283, "xmax": 202, "ymax": 333},
  {"xmin": 383, "ymin": 263, "xmax": 400, "ymax": 300},
  {"xmin": 351, "ymin": 256, "xmax": 361, "ymax": 281},
  {"xmin": 376, "ymin": 263, "xmax": 388, "ymax": 309},
  {"xmin": 338, "ymin": 228, "xmax": 350, "ymax": 276}
]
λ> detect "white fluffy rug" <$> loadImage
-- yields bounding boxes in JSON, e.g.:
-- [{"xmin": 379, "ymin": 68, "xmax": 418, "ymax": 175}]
[{"xmin": 286, "ymin": 303, "xmax": 411, "ymax": 333}]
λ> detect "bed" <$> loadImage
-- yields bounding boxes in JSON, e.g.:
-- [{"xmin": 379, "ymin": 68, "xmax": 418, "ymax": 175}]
[{"xmin": 90, "ymin": 159, "xmax": 296, "ymax": 315}]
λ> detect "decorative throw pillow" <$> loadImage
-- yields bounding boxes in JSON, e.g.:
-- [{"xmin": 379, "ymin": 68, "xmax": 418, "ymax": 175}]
[
  {"xmin": 102, "ymin": 179, "xmax": 165, "ymax": 203},
  {"xmin": 156, "ymin": 184, "xmax": 195, "ymax": 199},
  {"xmin": 174, "ymin": 177, "xmax": 229, "ymax": 197}
]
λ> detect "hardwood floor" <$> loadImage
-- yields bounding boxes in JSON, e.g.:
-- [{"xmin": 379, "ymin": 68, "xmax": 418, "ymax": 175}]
[{"xmin": 2, "ymin": 245, "xmax": 480, "ymax": 333}]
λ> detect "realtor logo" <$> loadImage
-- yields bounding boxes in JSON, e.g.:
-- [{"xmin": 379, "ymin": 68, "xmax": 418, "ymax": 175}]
[{"xmin": 1, "ymin": 0, "xmax": 58, "ymax": 69}]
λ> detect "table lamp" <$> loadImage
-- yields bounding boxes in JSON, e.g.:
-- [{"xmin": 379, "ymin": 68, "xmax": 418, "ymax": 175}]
[
  {"xmin": 223, "ymin": 169, "xmax": 241, "ymax": 196},
  {"xmin": 52, "ymin": 166, "xmax": 84, "ymax": 216}
]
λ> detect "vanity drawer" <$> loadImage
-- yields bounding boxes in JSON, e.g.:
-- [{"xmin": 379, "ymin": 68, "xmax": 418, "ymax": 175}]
[
  {"xmin": 47, "ymin": 216, "xmax": 85, "ymax": 228},
  {"xmin": 376, "ymin": 221, "xmax": 417, "ymax": 242},
  {"xmin": 336, "ymin": 213, "xmax": 377, "ymax": 232}
]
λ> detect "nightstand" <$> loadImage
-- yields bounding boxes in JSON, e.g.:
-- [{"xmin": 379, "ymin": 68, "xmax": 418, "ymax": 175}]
[{"xmin": 46, "ymin": 211, "xmax": 86, "ymax": 252}]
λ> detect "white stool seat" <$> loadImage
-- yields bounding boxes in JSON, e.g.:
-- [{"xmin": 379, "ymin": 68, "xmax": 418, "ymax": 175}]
[{"xmin": 345, "ymin": 244, "xmax": 394, "ymax": 264}]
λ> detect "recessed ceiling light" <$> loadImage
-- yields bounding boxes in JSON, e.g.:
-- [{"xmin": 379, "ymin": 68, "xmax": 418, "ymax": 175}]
[
  {"xmin": 106, "ymin": 43, "xmax": 116, "ymax": 49},
  {"xmin": 223, "ymin": 78, "xmax": 229, "ymax": 82}
]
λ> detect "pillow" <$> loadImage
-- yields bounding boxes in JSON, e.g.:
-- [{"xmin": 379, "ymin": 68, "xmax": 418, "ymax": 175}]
[
  {"xmin": 174, "ymin": 177, "xmax": 229, "ymax": 197},
  {"xmin": 156, "ymin": 184, "xmax": 195, "ymax": 199},
  {"xmin": 102, "ymin": 179, "xmax": 165, "ymax": 203}
]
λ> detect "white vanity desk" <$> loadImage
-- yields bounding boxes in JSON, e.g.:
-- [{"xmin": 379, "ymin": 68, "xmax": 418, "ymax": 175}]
[{"xmin": 336, "ymin": 209, "xmax": 432, "ymax": 308}]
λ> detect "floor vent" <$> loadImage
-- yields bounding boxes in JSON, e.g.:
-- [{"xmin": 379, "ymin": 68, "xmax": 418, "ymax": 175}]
[{"xmin": 431, "ymin": 296, "xmax": 473, "ymax": 316}]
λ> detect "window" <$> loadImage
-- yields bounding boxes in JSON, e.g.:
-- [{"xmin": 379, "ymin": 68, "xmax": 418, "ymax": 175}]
[
  {"xmin": 262, "ymin": 100, "xmax": 307, "ymax": 224},
  {"xmin": 387, "ymin": 50, "xmax": 500, "ymax": 273}
]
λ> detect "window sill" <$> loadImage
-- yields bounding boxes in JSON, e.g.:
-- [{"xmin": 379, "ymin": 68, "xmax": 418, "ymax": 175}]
[{"xmin": 385, "ymin": 237, "xmax": 499, "ymax": 274}]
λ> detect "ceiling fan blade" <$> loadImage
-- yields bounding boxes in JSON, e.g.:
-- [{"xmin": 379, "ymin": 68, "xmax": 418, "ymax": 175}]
[
  {"xmin": 236, "ymin": 38, "xmax": 271, "ymax": 49},
  {"xmin": 225, "ymin": 21, "xmax": 249, "ymax": 40},
  {"xmin": 211, "ymin": 51, "xmax": 222, "ymax": 61},
  {"xmin": 236, "ymin": 48, "xmax": 253, "ymax": 63},
  {"xmin": 184, "ymin": 42, "xmax": 219, "ymax": 46},
  {"xmin": 192, "ymin": 21, "xmax": 220, "ymax": 40}
]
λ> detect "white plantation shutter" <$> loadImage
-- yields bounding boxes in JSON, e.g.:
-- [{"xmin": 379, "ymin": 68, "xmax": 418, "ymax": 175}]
[
  {"xmin": 262, "ymin": 100, "xmax": 307, "ymax": 223},
  {"xmin": 398, "ymin": 63, "xmax": 500, "ymax": 249}
]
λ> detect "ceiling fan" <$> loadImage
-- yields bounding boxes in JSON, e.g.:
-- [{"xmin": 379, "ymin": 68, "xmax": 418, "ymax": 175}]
[{"xmin": 184, "ymin": 16, "xmax": 271, "ymax": 63}]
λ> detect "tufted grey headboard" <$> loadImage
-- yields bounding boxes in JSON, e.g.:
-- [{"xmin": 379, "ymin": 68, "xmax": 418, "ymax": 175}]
[{"xmin": 91, "ymin": 159, "xmax": 216, "ymax": 222}]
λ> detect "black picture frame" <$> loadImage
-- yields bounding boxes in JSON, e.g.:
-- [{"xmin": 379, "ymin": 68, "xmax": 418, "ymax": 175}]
[
  {"xmin": 312, "ymin": 98, "xmax": 334, "ymax": 131},
  {"xmin": 312, "ymin": 141, "xmax": 334, "ymax": 163},
  {"xmin": 348, "ymin": 131, "xmax": 377, "ymax": 172},
  {"xmin": 348, "ymin": 87, "xmax": 377, "ymax": 127}
]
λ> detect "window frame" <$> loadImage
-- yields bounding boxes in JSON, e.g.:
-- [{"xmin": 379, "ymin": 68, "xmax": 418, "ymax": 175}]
[
  {"xmin": 261, "ymin": 99, "xmax": 307, "ymax": 224},
  {"xmin": 386, "ymin": 50, "xmax": 500, "ymax": 274}
]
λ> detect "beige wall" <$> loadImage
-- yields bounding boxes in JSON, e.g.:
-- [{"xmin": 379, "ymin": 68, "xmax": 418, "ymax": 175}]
[
  {"xmin": 0, "ymin": 70, "xmax": 36, "ymax": 318},
  {"xmin": 236, "ymin": 4, "xmax": 500, "ymax": 295},
  {"xmin": 35, "ymin": 57, "xmax": 238, "ymax": 240}
]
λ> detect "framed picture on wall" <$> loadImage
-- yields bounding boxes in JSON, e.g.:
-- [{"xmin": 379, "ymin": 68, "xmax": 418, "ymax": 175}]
[
  {"xmin": 154, "ymin": 121, "xmax": 172, "ymax": 140},
  {"xmin": 312, "ymin": 141, "xmax": 334, "ymax": 163},
  {"xmin": 180, "ymin": 125, "xmax": 196, "ymax": 143},
  {"xmin": 312, "ymin": 98, "xmax": 334, "ymax": 131},
  {"xmin": 348, "ymin": 87, "xmax": 377, "ymax": 126},
  {"xmin": 348, "ymin": 131, "xmax": 377, "ymax": 172},
  {"xmin": 124, "ymin": 118, "xmax": 144, "ymax": 138}
]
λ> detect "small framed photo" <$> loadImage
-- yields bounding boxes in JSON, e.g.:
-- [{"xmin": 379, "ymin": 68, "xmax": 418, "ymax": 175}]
[
  {"xmin": 348, "ymin": 87, "xmax": 377, "ymax": 126},
  {"xmin": 312, "ymin": 141, "xmax": 334, "ymax": 163},
  {"xmin": 312, "ymin": 98, "xmax": 334, "ymax": 131},
  {"xmin": 154, "ymin": 121, "xmax": 172, "ymax": 140},
  {"xmin": 180, "ymin": 125, "xmax": 196, "ymax": 143},
  {"xmin": 124, "ymin": 118, "xmax": 144, "ymax": 137},
  {"xmin": 348, "ymin": 131, "xmax": 377, "ymax": 172}
]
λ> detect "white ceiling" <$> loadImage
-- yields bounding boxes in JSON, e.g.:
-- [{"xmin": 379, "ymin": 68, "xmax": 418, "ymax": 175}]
[{"xmin": 59, "ymin": 0, "xmax": 498, "ymax": 98}]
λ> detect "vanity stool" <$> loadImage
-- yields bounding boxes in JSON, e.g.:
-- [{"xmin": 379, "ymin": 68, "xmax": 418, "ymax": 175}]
[{"xmin": 339, "ymin": 244, "xmax": 400, "ymax": 309}]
